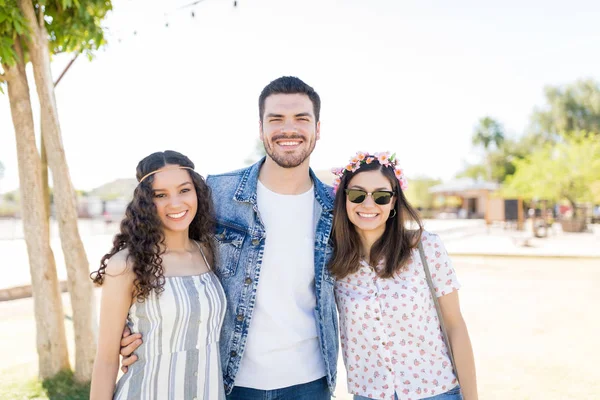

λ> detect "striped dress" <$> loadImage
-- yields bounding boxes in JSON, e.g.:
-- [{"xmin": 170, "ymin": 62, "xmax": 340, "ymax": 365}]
[{"xmin": 114, "ymin": 249, "xmax": 226, "ymax": 400}]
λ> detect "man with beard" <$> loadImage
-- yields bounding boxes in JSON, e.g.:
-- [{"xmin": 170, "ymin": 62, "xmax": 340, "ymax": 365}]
[{"xmin": 119, "ymin": 77, "xmax": 338, "ymax": 399}]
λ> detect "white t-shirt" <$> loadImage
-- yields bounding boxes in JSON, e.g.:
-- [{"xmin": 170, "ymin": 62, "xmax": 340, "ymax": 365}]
[
  {"xmin": 234, "ymin": 181, "xmax": 326, "ymax": 389},
  {"xmin": 335, "ymin": 232, "xmax": 460, "ymax": 400}
]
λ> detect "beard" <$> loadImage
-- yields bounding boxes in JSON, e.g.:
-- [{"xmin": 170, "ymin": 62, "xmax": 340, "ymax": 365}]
[{"xmin": 263, "ymin": 133, "xmax": 316, "ymax": 168}]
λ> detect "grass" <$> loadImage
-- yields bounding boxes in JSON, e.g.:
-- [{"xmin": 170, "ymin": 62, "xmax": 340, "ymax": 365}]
[{"xmin": 0, "ymin": 370, "xmax": 90, "ymax": 400}]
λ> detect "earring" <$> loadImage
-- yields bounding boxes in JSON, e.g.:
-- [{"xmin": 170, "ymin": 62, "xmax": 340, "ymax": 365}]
[{"xmin": 388, "ymin": 209, "xmax": 397, "ymax": 219}]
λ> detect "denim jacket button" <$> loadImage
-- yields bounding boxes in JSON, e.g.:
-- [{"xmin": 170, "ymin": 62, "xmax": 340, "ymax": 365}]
[
  {"xmin": 244, "ymin": 278, "xmax": 252, "ymax": 285},
  {"xmin": 236, "ymin": 314, "xmax": 244, "ymax": 321},
  {"xmin": 252, "ymin": 238, "xmax": 260, "ymax": 246},
  {"xmin": 230, "ymin": 351, "xmax": 237, "ymax": 357}
]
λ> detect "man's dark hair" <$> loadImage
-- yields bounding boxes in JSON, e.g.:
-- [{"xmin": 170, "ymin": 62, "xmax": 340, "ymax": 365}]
[{"xmin": 258, "ymin": 76, "xmax": 321, "ymax": 123}]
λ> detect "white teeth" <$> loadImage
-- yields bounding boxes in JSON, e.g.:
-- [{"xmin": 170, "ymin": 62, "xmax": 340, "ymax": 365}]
[
  {"xmin": 358, "ymin": 213, "xmax": 377, "ymax": 218},
  {"xmin": 168, "ymin": 211, "xmax": 187, "ymax": 219},
  {"xmin": 279, "ymin": 141, "xmax": 301, "ymax": 146}
]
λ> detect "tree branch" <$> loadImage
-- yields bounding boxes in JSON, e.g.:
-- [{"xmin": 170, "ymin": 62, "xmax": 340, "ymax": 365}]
[
  {"xmin": 14, "ymin": 36, "xmax": 28, "ymax": 76},
  {"xmin": 34, "ymin": 0, "xmax": 45, "ymax": 28},
  {"xmin": 17, "ymin": 0, "xmax": 41, "ymax": 35},
  {"xmin": 38, "ymin": 6, "xmax": 44, "ymax": 28},
  {"xmin": 54, "ymin": 53, "xmax": 79, "ymax": 87}
]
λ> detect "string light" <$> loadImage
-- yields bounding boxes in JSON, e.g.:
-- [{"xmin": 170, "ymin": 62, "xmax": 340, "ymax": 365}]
[{"xmin": 113, "ymin": 0, "xmax": 238, "ymax": 40}]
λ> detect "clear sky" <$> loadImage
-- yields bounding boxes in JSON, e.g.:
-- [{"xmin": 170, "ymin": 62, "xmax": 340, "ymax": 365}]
[{"xmin": 1, "ymin": 0, "xmax": 599, "ymax": 194}]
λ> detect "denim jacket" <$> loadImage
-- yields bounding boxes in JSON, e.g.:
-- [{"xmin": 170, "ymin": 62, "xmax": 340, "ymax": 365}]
[{"xmin": 206, "ymin": 158, "xmax": 339, "ymax": 395}]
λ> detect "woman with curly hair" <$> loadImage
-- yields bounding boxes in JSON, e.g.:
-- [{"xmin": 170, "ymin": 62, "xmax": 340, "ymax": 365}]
[
  {"xmin": 330, "ymin": 152, "xmax": 478, "ymax": 400},
  {"xmin": 90, "ymin": 150, "xmax": 226, "ymax": 400}
]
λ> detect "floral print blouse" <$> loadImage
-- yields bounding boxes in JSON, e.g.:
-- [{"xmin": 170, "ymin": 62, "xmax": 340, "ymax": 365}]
[{"xmin": 334, "ymin": 232, "xmax": 460, "ymax": 400}]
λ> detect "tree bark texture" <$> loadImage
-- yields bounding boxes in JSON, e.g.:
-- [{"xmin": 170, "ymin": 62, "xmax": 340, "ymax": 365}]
[
  {"xmin": 41, "ymin": 134, "xmax": 51, "ymax": 224},
  {"xmin": 4, "ymin": 39, "xmax": 70, "ymax": 379},
  {"xmin": 18, "ymin": 0, "xmax": 98, "ymax": 382}
]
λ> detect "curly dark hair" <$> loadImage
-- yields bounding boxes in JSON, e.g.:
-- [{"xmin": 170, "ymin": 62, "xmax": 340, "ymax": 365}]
[
  {"xmin": 90, "ymin": 150, "xmax": 216, "ymax": 302},
  {"xmin": 329, "ymin": 160, "xmax": 424, "ymax": 280}
]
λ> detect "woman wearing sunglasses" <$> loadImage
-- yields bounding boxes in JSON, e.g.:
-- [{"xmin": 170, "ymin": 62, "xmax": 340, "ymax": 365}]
[{"xmin": 329, "ymin": 152, "xmax": 478, "ymax": 400}]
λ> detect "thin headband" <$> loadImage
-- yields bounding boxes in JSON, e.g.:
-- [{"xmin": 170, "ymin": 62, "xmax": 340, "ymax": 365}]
[{"xmin": 139, "ymin": 166, "xmax": 194, "ymax": 183}]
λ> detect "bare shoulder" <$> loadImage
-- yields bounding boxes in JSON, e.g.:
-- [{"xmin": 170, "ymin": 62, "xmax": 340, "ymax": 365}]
[{"xmin": 103, "ymin": 248, "xmax": 134, "ymax": 279}]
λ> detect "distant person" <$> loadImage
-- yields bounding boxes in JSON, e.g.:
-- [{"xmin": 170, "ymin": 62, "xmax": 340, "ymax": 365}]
[
  {"xmin": 90, "ymin": 150, "xmax": 226, "ymax": 399},
  {"xmin": 330, "ymin": 151, "xmax": 478, "ymax": 400},
  {"xmin": 102, "ymin": 210, "xmax": 112, "ymax": 226}
]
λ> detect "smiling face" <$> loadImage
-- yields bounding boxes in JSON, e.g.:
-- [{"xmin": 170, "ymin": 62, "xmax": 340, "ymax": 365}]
[
  {"xmin": 345, "ymin": 169, "xmax": 396, "ymax": 240},
  {"xmin": 151, "ymin": 166, "xmax": 198, "ymax": 234},
  {"xmin": 259, "ymin": 93, "xmax": 320, "ymax": 168}
]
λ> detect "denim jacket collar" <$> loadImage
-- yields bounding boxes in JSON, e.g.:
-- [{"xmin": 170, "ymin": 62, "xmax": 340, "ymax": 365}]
[
  {"xmin": 232, "ymin": 158, "xmax": 262, "ymax": 205},
  {"xmin": 233, "ymin": 157, "xmax": 334, "ymax": 211}
]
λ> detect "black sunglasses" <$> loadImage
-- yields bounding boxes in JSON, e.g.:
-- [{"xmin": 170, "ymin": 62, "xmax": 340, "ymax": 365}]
[{"xmin": 344, "ymin": 189, "xmax": 394, "ymax": 205}]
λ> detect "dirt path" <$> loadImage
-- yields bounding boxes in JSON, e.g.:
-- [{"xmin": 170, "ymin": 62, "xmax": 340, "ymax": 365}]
[{"xmin": 1, "ymin": 257, "xmax": 598, "ymax": 399}]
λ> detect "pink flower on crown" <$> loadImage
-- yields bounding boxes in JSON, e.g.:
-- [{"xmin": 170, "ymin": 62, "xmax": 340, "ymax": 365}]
[
  {"xmin": 365, "ymin": 157, "xmax": 375, "ymax": 164},
  {"xmin": 345, "ymin": 163, "xmax": 354, "ymax": 172},
  {"xmin": 333, "ymin": 176, "xmax": 342, "ymax": 193},
  {"xmin": 376, "ymin": 152, "xmax": 390, "ymax": 166},
  {"xmin": 394, "ymin": 168, "xmax": 403, "ymax": 179},
  {"xmin": 356, "ymin": 151, "xmax": 367, "ymax": 161},
  {"xmin": 400, "ymin": 177, "xmax": 408, "ymax": 191}
]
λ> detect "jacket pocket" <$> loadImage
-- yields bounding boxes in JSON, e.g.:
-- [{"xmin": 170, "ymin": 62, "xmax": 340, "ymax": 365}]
[{"xmin": 214, "ymin": 223, "xmax": 246, "ymax": 277}]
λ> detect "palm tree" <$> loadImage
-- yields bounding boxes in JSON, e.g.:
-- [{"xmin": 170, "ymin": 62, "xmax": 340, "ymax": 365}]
[{"xmin": 472, "ymin": 117, "xmax": 505, "ymax": 181}]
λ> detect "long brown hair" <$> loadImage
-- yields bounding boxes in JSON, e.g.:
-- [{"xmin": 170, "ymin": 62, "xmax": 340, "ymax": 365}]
[
  {"xmin": 90, "ymin": 150, "xmax": 215, "ymax": 301},
  {"xmin": 329, "ymin": 161, "xmax": 423, "ymax": 279}
]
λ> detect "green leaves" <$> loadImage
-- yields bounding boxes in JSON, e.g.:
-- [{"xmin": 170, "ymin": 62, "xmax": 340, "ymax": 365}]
[
  {"xmin": 0, "ymin": 0, "xmax": 112, "ymax": 66},
  {"xmin": 0, "ymin": 36, "xmax": 17, "ymax": 61},
  {"xmin": 530, "ymin": 79, "xmax": 600, "ymax": 140},
  {"xmin": 503, "ymin": 132, "xmax": 600, "ymax": 203},
  {"xmin": 0, "ymin": 1, "xmax": 30, "ymax": 67},
  {"xmin": 44, "ymin": 0, "xmax": 112, "ymax": 56},
  {"xmin": 472, "ymin": 116, "xmax": 505, "ymax": 151}
]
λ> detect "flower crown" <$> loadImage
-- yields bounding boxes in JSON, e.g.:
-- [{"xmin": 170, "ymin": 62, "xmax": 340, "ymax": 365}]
[{"xmin": 331, "ymin": 151, "xmax": 408, "ymax": 193}]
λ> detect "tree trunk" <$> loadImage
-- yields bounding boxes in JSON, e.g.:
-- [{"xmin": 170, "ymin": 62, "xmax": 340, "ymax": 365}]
[
  {"xmin": 4, "ymin": 40, "xmax": 70, "ymax": 379},
  {"xmin": 18, "ymin": 0, "xmax": 97, "ymax": 382},
  {"xmin": 566, "ymin": 197, "xmax": 578, "ymax": 218},
  {"xmin": 41, "ymin": 134, "xmax": 51, "ymax": 224}
]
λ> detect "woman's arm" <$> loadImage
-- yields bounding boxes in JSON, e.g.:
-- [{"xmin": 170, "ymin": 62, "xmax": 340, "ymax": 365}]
[
  {"xmin": 90, "ymin": 253, "xmax": 135, "ymax": 400},
  {"xmin": 439, "ymin": 291, "xmax": 478, "ymax": 400}
]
